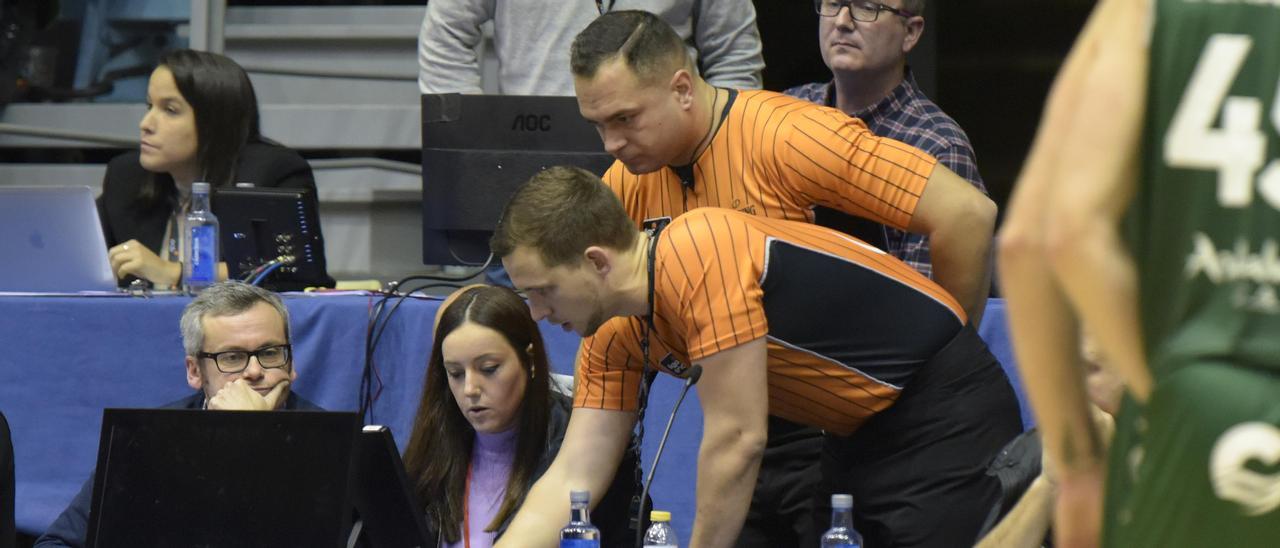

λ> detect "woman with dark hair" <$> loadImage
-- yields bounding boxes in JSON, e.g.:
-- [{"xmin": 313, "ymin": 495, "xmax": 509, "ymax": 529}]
[
  {"xmin": 402, "ymin": 285, "xmax": 641, "ymax": 548},
  {"xmin": 97, "ymin": 49, "xmax": 318, "ymax": 288}
]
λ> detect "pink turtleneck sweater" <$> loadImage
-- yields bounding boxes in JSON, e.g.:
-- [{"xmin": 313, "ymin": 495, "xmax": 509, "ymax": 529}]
[{"xmin": 446, "ymin": 427, "xmax": 518, "ymax": 548}]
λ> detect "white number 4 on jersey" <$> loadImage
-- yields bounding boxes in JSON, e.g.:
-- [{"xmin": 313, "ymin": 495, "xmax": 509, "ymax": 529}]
[{"xmin": 1165, "ymin": 34, "xmax": 1280, "ymax": 209}]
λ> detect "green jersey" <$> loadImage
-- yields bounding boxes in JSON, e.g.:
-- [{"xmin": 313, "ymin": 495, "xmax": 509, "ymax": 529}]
[
  {"xmin": 1134, "ymin": 0, "xmax": 1280, "ymax": 376},
  {"xmin": 1107, "ymin": 4, "xmax": 1280, "ymax": 544}
]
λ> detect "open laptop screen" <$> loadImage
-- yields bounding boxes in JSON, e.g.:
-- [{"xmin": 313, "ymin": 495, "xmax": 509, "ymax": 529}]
[
  {"xmin": 87, "ymin": 409, "xmax": 360, "ymax": 548},
  {"xmin": 0, "ymin": 186, "xmax": 116, "ymax": 292}
]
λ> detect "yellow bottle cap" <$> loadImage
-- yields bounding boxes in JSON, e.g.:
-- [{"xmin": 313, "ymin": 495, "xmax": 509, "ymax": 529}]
[{"xmin": 650, "ymin": 510, "xmax": 671, "ymax": 522}]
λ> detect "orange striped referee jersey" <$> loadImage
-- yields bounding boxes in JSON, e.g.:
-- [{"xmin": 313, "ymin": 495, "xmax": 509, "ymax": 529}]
[
  {"xmin": 574, "ymin": 208, "xmax": 967, "ymax": 436},
  {"xmin": 603, "ymin": 88, "xmax": 939, "ymax": 230}
]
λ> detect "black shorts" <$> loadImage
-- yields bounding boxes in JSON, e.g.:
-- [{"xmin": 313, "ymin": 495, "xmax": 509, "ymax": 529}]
[
  {"xmin": 735, "ymin": 416, "xmax": 825, "ymax": 548},
  {"xmin": 823, "ymin": 324, "xmax": 1022, "ymax": 548}
]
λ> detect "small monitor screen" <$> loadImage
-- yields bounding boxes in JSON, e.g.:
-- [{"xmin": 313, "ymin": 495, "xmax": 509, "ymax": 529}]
[
  {"xmin": 213, "ymin": 186, "xmax": 335, "ymax": 291},
  {"xmin": 421, "ymin": 93, "xmax": 615, "ymax": 266}
]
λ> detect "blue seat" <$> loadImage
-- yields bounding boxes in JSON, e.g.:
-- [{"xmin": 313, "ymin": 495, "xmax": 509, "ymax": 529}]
[{"xmin": 977, "ymin": 298, "xmax": 1035, "ymax": 430}]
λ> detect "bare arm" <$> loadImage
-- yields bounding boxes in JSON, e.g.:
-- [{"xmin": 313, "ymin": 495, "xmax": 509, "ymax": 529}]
[
  {"xmin": 1003, "ymin": 0, "xmax": 1150, "ymax": 473},
  {"xmin": 773, "ymin": 116, "xmax": 995, "ymax": 324},
  {"xmin": 1041, "ymin": 3, "xmax": 1152, "ymax": 404},
  {"xmin": 688, "ymin": 338, "xmax": 769, "ymax": 548},
  {"xmin": 975, "ymin": 407, "xmax": 1116, "ymax": 548},
  {"xmin": 997, "ymin": 0, "xmax": 1150, "ymax": 545},
  {"xmin": 974, "ymin": 476, "xmax": 1055, "ymax": 548},
  {"xmin": 494, "ymin": 407, "xmax": 635, "ymax": 548},
  {"xmin": 908, "ymin": 164, "xmax": 997, "ymax": 326},
  {"xmin": 107, "ymin": 241, "xmax": 230, "ymax": 287}
]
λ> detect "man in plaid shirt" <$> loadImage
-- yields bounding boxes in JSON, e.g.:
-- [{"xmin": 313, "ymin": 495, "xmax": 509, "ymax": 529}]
[
  {"xmin": 786, "ymin": 0, "xmax": 986, "ymax": 279},
  {"xmin": 745, "ymin": 3, "xmax": 995, "ymax": 546}
]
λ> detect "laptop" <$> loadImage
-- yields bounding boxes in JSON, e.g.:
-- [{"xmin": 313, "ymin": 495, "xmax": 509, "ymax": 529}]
[
  {"xmin": 86, "ymin": 409, "xmax": 361, "ymax": 548},
  {"xmin": 0, "ymin": 186, "xmax": 117, "ymax": 292},
  {"xmin": 351, "ymin": 425, "xmax": 433, "ymax": 548}
]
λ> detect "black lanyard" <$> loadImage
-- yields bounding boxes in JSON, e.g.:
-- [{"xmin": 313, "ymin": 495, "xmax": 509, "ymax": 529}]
[
  {"xmin": 629, "ymin": 220, "xmax": 665, "ymax": 532},
  {"xmin": 595, "ymin": 0, "xmax": 615, "ymax": 14},
  {"xmin": 638, "ymin": 218, "xmax": 667, "ymax": 372}
]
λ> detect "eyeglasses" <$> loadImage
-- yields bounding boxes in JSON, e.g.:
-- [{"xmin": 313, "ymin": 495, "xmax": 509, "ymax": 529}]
[
  {"xmin": 814, "ymin": 0, "xmax": 916, "ymax": 21},
  {"xmin": 197, "ymin": 344, "xmax": 292, "ymax": 374}
]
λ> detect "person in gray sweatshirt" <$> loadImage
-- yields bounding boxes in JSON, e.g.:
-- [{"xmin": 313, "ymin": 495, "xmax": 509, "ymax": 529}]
[{"xmin": 418, "ymin": 0, "xmax": 764, "ymax": 95}]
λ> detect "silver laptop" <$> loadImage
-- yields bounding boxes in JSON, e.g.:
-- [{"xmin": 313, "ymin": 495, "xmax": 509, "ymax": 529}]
[{"xmin": 0, "ymin": 186, "xmax": 118, "ymax": 292}]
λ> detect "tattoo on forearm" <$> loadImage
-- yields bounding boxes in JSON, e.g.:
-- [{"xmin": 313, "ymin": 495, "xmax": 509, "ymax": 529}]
[{"xmin": 1058, "ymin": 414, "xmax": 1105, "ymax": 470}]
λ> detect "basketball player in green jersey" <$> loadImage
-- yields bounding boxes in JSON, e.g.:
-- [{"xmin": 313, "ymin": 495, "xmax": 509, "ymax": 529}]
[{"xmin": 999, "ymin": 0, "xmax": 1280, "ymax": 546}]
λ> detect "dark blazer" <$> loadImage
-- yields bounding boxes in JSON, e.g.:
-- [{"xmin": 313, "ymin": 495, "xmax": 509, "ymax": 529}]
[
  {"xmin": 33, "ymin": 392, "xmax": 322, "ymax": 548},
  {"xmin": 96, "ymin": 141, "xmax": 317, "ymax": 253},
  {"xmin": 421, "ymin": 392, "xmax": 647, "ymax": 548}
]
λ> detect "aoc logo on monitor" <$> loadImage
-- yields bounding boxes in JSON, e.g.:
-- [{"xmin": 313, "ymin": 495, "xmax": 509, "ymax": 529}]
[{"xmin": 511, "ymin": 113, "xmax": 552, "ymax": 132}]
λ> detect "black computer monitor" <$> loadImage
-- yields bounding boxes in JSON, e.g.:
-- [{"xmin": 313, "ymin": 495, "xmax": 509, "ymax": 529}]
[
  {"xmin": 213, "ymin": 186, "xmax": 336, "ymax": 291},
  {"xmin": 351, "ymin": 426, "xmax": 432, "ymax": 547},
  {"xmin": 86, "ymin": 409, "xmax": 360, "ymax": 548},
  {"xmin": 421, "ymin": 93, "xmax": 615, "ymax": 266}
]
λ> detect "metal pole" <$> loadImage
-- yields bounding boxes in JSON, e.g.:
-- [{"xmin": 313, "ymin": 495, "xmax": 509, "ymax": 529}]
[{"xmin": 189, "ymin": 0, "xmax": 226, "ymax": 53}]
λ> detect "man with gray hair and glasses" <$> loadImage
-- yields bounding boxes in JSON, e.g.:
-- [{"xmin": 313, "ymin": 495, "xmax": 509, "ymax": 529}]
[
  {"xmin": 777, "ymin": 2, "xmax": 987, "ymax": 544},
  {"xmin": 179, "ymin": 281, "xmax": 318, "ymax": 411},
  {"xmin": 35, "ymin": 281, "xmax": 320, "ymax": 547},
  {"xmin": 787, "ymin": 0, "xmax": 986, "ymax": 277}
]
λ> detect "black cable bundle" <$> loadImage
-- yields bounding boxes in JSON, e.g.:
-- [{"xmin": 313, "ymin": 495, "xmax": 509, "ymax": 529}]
[{"xmin": 356, "ymin": 254, "xmax": 495, "ymax": 423}]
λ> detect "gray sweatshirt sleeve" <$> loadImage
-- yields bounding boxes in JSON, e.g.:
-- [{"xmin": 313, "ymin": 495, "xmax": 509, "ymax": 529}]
[
  {"xmin": 693, "ymin": 0, "xmax": 765, "ymax": 89},
  {"xmin": 418, "ymin": 0, "xmax": 497, "ymax": 94}
]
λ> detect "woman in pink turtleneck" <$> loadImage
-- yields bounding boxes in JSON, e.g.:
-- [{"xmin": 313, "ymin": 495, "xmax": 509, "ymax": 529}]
[{"xmin": 402, "ymin": 285, "xmax": 638, "ymax": 548}]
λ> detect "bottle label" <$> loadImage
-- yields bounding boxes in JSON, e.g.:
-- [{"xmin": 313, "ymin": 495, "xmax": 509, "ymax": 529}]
[
  {"xmin": 559, "ymin": 540, "xmax": 600, "ymax": 548},
  {"xmin": 188, "ymin": 225, "xmax": 216, "ymax": 283}
]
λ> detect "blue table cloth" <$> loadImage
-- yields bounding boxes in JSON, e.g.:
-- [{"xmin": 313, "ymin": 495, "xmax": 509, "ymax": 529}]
[{"xmin": 0, "ymin": 293, "xmax": 1025, "ymax": 543}]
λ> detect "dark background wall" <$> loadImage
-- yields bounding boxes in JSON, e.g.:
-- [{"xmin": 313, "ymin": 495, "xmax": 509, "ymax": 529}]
[{"xmin": 753, "ymin": 0, "xmax": 1097, "ymax": 223}]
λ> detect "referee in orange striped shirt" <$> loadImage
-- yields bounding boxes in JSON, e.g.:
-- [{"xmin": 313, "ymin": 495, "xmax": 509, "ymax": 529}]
[
  {"xmin": 572, "ymin": 10, "xmax": 994, "ymax": 325},
  {"xmin": 490, "ymin": 166, "xmax": 1020, "ymax": 548},
  {"xmin": 566, "ymin": 11, "xmax": 1001, "ymax": 547}
]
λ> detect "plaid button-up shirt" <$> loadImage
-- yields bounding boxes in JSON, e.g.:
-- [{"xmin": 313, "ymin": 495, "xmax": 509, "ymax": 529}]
[{"xmin": 784, "ymin": 71, "xmax": 986, "ymax": 279}]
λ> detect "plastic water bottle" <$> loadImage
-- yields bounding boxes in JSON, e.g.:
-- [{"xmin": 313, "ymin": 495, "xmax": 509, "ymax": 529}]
[
  {"xmin": 820, "ymin": 494, "xmax": 862, "ymax": 548},
  {"xmin": 643, "ymin": 510, "xmax": 677, "ymax": 547},
  {"xmin": 559, "ymin": 490, "xmax": 600, "ymax": 547},
  {"xmin": 182, "ymin": 182, "xmax": 219, "ymax": 293}
]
